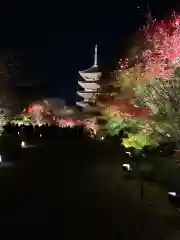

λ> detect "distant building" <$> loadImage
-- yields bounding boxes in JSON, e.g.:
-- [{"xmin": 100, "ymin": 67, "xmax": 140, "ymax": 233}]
[{"xmin": 76, "ymin": 45, "xmax": 102, "ymax": 113}]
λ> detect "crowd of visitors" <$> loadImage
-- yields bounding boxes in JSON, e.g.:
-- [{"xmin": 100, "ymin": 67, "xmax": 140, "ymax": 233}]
[{"xmin": 3, "ymin": 123, "xmax": 95, "ymax": 141}]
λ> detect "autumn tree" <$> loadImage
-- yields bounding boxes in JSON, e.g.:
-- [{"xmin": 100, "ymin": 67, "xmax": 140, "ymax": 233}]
[
  {"xmin": 97, "ymin": 14, "xmax": 180, "ymax": 149},
  {"xmin": 0, "ymin": 101, "xmax": 9, "ymax": 134}
]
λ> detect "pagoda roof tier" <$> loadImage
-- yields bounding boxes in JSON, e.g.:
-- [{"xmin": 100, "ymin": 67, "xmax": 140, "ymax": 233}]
[
  {"xmin": 78, "ymin": 81, "xmax": 100, "ymax": 90},
  {"xmin": 77, "ymin": 91, "xmax": 96, "ymax": 100},
  {"xmin": 79, "ymin": 70, "xmax": 102, "ymax": 82},
  {"xmin": 76, "ymin": 101, "xmax": 98, "ymax": 112},
  {"xmin": 80, "ymin": 65, "xmax": 99, "ymax": 73},
  {"xmin": 76, "ymin": 101, "xmax": 90, "ymax": 108}
]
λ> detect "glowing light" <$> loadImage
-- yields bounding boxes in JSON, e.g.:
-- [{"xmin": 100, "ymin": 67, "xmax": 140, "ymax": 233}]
[
  {"xmin": 122, "ymin": 164, "xmax": 132, "ymax": 171},
  {"xmin": 126, "ymin": 151, "xmax": 132, "ymax": 157},
  {"xmin": 168, "ymin": 192, "xmax": 176, "ymax": 196},
  {"xmin": 21, "ymin": 141, "xmax": 26, "ymax": 148}
]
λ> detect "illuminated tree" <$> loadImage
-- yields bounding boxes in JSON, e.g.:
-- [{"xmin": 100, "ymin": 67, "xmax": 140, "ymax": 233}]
[
  {"xmin": 26, "ymin": 101, "xmax": 60, "ymax": 125},
  {"xmin": 0, "ymin": 51, "xmax": 17, "ymax": 132},
  {"xmin": 27, "ymin": 103, "xmax": 45, "ymax": 125},
  {"xmin": 98, "ymin": 14, "xmax": 180, "ymax": 149},
  {"xmin": 139, "ymin": 16, "xmax": 180, "ymax": 80},
  {"xmin": 97, "ymin": 67, "xmax": 152, "ymax": 143},
  {"xmin": 122, "ymin": 133, "xmax": 155, "ymax": 149},
  {"xmin": 11, "ymin": 114, "xmax": 35, "ymax": 125},
  {"xmin": 0, "ymin": 50, "xmax": 21, "ymax": 118},
  {"xmin": 0, "ymin": 101, "xmax": 9, "ymax": 134},
  {"xmin": 134, "ymin": 69, "xmax": 180, "ymax": 147},
  {"xmin": 26, "ymin": 102, "xmax": 55, "ymax": 125}
]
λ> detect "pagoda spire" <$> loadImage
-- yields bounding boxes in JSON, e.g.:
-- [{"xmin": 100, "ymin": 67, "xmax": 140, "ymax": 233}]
[{"xmin": 93, "ymin": 44, "xmax": 98, "ymax": 67}]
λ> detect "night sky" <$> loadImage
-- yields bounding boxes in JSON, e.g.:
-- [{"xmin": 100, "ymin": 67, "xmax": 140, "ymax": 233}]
[{"xmin": 0, "ymin": 0, "xmax": 178, "ymax": 104}]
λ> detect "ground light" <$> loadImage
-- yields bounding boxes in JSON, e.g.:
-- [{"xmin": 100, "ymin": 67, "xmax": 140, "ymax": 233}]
[
  {"xmin": 168, "ymin": 192, "xmax": 177, "ymax": 196},
  {"xmin": 21, "ymin": 141, "xmax": 26, "ymax": 148},
  {"xmin": 168, "ymin": 191, "xmax": 180, "ymax": 211},
  {"xmin": 126, "ymin": 151, "xmax": 132, "ymax": 157},
  {"xmin": 122, "ymin": 163, "xmax": 132, "ymax": 172}
]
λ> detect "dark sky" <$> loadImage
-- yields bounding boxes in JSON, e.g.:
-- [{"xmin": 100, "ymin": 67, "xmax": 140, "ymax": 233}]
[{"xmin": 0, "ymin": 0, "xmax": 178, "ymax": 104}]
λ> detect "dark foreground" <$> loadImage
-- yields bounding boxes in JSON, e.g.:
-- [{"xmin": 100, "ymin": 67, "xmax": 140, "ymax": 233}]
[
  {"xmin": 0, "ymin": 141, "xmax": 179, "ymax": 239},
  {"xmin": 0, "ymin": 141, "xmax": 121, "ymax": 239}
]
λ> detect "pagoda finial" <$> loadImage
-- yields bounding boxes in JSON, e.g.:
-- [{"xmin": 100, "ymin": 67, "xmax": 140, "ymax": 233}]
[{"xmin": 93, "ymin": 44, "xmax": 98, "ymax": 67}]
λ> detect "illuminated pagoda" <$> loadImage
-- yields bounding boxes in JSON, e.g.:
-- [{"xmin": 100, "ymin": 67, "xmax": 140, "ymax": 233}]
[{"xmin": 76, "ymin": 45, "xmax": 101, "ymax": 112}]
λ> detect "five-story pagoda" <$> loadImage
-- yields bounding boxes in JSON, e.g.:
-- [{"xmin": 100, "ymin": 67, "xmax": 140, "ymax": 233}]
[{"xmin": 76, "ymin": 45, "xmax": 101, "ymax": 112}]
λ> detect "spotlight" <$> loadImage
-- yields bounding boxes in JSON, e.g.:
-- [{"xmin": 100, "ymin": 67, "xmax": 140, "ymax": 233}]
[
  {"xmin": 100, "ymin": 136, "xmax": 104, "ymax": 140},
  {"xmin": 126, "ymin": 151, "xmax": 132, "ymax": 157},
  {"xmin": 168, "ymin": 192, "xmax": 176, "ymax": 196},
  {"xmin": 21, "ymin": 141, "xmax": 26, "ymax": 148},
  {"xmin": 122, "ymin": 164, "xmax": 132, "ymax": 172},
  {"xmin": 0, "ymin": 154, "xmax": 2, "ymax": 163},
  {"xmin": 40, "ymin": 134, "xmax": 42, "ymax": 137}
]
